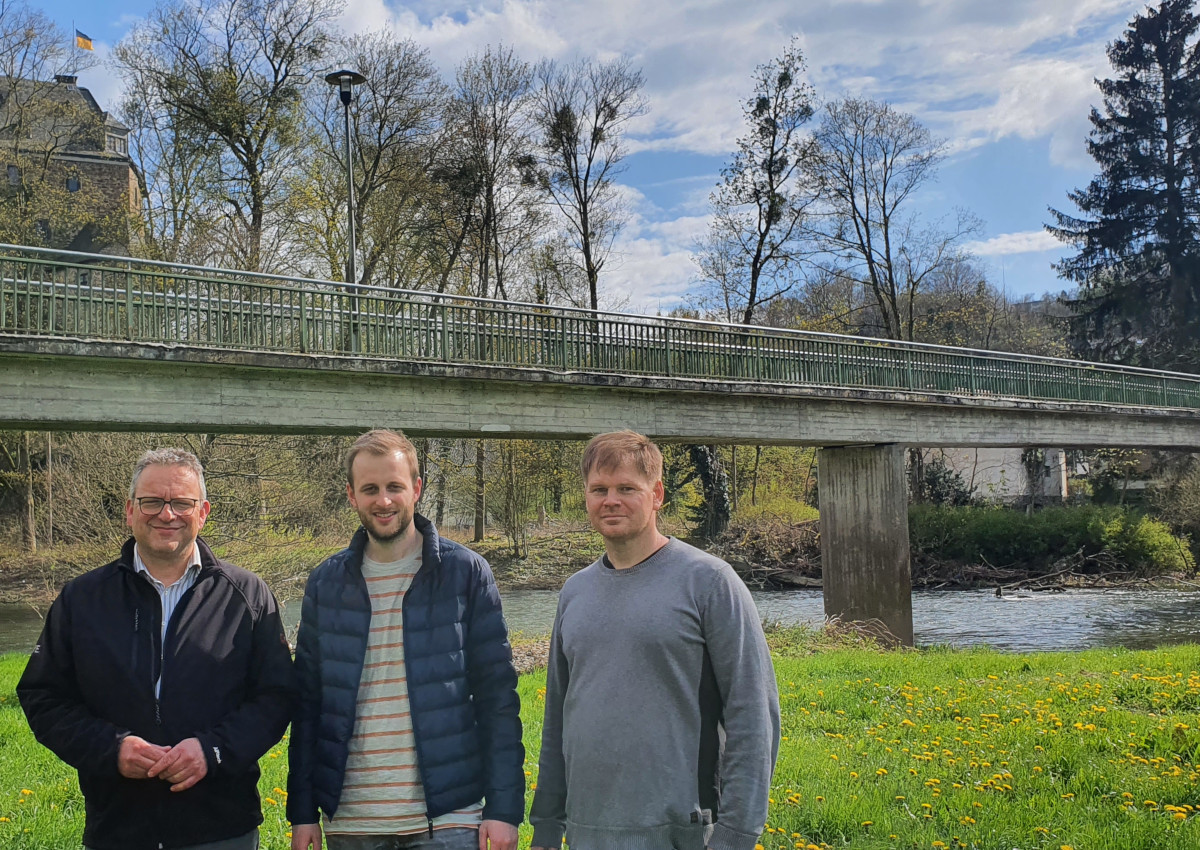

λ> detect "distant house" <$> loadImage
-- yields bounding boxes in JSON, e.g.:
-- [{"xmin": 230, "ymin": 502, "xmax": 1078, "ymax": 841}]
[
  {"xmin": 0, "ymin": 74, "xmax": 138, "ymax": 252},
  {"xmin": 932, "ymin": 447, "xmax": 1070, "ymax": 504}
]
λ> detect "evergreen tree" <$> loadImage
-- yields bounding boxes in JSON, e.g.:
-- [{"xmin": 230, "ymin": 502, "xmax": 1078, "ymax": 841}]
[{"xmin": 1048, "ymin": 0, "xmax": 1200, "ymax": 369}]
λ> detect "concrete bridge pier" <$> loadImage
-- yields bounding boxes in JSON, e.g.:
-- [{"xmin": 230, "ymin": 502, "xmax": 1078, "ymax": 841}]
[{"xmin": 818, "ymin": 444, "xmax": 913, "ymax": 646}]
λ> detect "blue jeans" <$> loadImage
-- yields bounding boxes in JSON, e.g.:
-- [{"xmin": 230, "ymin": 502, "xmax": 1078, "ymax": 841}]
[{"xmin": 325, "ymin": 827, "xmax": 478, "ymax": 850}]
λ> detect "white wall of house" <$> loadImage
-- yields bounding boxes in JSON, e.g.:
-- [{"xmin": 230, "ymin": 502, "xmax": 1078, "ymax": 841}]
[{"xmin": 934, "ymin": 447, "xmax": 1068, "ymax": 503}]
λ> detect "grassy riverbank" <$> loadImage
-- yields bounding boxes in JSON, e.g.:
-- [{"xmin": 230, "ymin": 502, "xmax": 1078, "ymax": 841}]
[
  {"xmin": 0, "ymin": 527, "xmax": 602, "ymax": 607},
  {"xmin": 2, "ymin": 634, "xmax": 1198, "ymax": 848},
  {"xmin": 1, "ymin": 505, "xmax": 1193, "ymax": 606}
]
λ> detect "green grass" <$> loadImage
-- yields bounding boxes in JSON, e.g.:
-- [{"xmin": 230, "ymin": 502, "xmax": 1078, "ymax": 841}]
[{"xmin": 4, "ymin": 641, "xmax": 1200, "ymax": 849}]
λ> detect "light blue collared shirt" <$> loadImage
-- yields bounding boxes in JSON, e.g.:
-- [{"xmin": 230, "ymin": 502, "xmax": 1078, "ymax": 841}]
[{"xmin": 133, "ymin": 543, "xmax": 202, "ymax": 697}]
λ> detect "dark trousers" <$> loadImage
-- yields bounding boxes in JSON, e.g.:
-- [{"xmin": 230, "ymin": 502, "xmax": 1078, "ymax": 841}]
[{"xmin": 86, "ymin": 827, "xmax": 259, "ymax": 850}]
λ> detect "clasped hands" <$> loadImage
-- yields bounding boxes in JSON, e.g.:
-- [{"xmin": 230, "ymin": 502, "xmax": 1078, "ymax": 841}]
[{"xmin": 118, "ymin": 735, "xmax": 208, "ymax": 792}]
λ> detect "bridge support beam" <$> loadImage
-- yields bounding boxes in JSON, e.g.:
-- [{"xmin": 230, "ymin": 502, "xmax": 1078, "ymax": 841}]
[{"xmin": 819, "ymin": 444, "xmax": 913, "ymax": 646}]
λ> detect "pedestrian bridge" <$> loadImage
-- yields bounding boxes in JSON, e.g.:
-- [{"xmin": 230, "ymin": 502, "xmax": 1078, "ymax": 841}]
[
  {"xmin": 4, "ymin": 244, "xmax": 1199, "ymax": 647},
  {"xmin": 1, "ymin": 244, "xmax": 1199, "ymax": 450}
]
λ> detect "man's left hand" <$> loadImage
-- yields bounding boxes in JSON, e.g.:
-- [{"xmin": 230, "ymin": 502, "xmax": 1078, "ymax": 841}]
[
  {"xmin": 146, "ymin": 737, "xmax": 209, "ymax": 792},
  {"xmin": 478, "ymin": 820, "xmax": 518, "ymax": 850}
]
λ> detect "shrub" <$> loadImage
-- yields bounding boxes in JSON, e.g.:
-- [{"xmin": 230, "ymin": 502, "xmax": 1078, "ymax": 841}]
[{"xmin": 909, "ymin": 504, "xmax": 1193, "ymax": 576}]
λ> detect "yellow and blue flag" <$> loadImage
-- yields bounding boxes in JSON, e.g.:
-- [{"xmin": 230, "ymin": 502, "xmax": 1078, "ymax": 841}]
[{"xmin": 75, "ymin": 30, "xmax": 93, "ymax": 51}]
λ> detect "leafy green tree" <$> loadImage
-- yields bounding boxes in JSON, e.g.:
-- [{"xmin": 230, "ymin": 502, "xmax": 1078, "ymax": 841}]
[{"xmin": 1048, "ymin": 0, "xmax": 1200, "ymax": 369}]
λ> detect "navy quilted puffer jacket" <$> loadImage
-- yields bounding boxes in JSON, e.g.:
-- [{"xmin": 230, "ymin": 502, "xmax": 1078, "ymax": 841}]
[{"xmin": 286, "ymin": 515, "xmax": 524, "ymax": 827}]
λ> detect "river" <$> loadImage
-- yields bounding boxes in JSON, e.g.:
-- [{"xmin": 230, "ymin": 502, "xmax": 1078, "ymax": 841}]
[{"xmin": 1, "ymin": 587, "xmax": 1198, "ymax": 655}]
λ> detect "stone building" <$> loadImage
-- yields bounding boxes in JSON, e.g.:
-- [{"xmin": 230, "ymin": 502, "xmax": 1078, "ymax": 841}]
[{"xmin": 0, "ymin": 73, "xmax": 137, "ymax": 252}]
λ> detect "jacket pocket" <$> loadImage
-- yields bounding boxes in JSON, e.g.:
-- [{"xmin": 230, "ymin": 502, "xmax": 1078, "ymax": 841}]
[{"xmin": 669, "ymin": 809, "xmax": 714, "ymax": 850}]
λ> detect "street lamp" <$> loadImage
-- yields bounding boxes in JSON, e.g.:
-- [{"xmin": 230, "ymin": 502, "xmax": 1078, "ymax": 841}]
[
  {"xmin": 325, "ymin": 68, "xmax": 366, "ymax": 350},
  {"xmin": 325, "ymin": 69, "xmax": 366, "ymax": 286}
]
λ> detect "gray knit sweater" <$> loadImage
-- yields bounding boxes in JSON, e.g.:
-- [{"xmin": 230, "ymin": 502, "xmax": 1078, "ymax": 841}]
[{"xmin": 529, "ymin": 538, "xmax": 780, "ymax": 850}]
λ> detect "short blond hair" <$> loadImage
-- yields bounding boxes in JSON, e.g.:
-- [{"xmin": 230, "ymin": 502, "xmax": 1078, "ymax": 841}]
[
  {"xmin": 581, "ymin": 430, "xmax": 663, "ymax": 483},
  {"xmin": 346, "ymin": 429, "xmax": 420, "ymax": 485}
]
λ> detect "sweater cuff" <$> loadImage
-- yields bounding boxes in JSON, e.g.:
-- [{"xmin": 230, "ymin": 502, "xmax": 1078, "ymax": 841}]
[
  {"xmin": 530, "ymin": 821, "xmax": 565, "ymax": 848},
  {"xmin": 708, "ymin": 821, "xmax": 762, "ymax": 850}
]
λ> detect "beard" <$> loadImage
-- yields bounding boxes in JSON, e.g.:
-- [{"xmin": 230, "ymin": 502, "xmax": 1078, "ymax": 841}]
[{"xmin": 357, "ymin": 505, "xmax": 414, "ymax": 544}]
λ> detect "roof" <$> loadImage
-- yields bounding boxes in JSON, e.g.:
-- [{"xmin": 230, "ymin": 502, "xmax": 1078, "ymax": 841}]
[{"xmin": 0, "ymin": 74, "xmax": 128, "ymax": 155}]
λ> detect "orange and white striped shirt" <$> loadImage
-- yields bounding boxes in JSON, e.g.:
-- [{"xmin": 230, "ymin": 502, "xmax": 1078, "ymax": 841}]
[{"xmin": 325, "ymin": 552, "xmax": 483, "ymax": 836}]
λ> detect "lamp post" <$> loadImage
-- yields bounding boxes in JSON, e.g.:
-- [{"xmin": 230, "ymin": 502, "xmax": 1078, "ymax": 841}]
[{"xmin": 325, "ymin": 68, "xmax": 366, "ymax": 351}]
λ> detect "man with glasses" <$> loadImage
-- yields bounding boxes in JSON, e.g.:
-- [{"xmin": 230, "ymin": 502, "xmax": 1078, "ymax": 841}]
[{"xmin": 18, "ymin": 448, "xmax": 295, "ymax": 850}]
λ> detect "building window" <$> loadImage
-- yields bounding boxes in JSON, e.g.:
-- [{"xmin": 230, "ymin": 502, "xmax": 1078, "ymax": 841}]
[
  {"xmin": 66, "ymin": 176, "xmax": 81, "ymax": 192},
  {"xmin": 106, "ymin": 134, "xmax": 128, "ymax": 155},
  {"xmin": 6, "ymin": 164, "xmax": 18, "ymax": 185}
]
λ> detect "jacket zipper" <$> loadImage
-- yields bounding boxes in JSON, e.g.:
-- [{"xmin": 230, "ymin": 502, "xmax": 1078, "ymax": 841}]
[{"xmin": 155, "ymin": 591, "xmax": 164, "ymax": 726}]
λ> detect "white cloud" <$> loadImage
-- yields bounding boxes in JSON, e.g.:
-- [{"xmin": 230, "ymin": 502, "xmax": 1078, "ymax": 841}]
[
  {"xmin": 964, "ymin": 230, "xmax": 1061, "ymax": 257},
  {"xmin": 79, "ymin": 0, "xmax": 1141, "ymax": 309},
  {"xmin": 330, "ymin": 0, "xmax": 1131, "ymax": 171},
  {"xmin": 605, "ymin": 234, "xmax": 698, "ymax": 312}
]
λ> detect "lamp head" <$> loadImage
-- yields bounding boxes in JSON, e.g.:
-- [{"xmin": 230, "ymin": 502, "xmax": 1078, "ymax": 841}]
[{"xmin": 324, "ymin": 69, "xmax": 367, "ymax": 106}]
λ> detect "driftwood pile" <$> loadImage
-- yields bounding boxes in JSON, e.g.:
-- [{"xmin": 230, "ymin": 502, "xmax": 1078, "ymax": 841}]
[{"xmin": 709, "ymin": 516, "xmax": 823, "ymax": 589}]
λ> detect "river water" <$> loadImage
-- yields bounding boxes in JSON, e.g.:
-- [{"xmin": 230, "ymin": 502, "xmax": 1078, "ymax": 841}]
[{"xmin": 1, "ymin": 587, "xmax": 1198, "ymax": 655}]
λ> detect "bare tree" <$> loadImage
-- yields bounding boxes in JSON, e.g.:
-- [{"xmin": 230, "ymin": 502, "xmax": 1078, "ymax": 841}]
[
  {"xmin": 694, "ymin": 38, "xmax": 816, "ymax": 325},
  {"xmin": 113, "ymin": 0, "xmax": 339, "ymax": 271},
  {"xmin": 297, "ymin": 31, "xmax": 448, "ymax": 288},
  {"xmin": 447, "ymin": 45, "xmax": 542, "ymax": 301},
  {"xmin": 531, "ymin": 56, "xmax": 645, "ymax": 310},
  {"xmin": 118, "ymin": 81, "xmax": 222, "ymax": 263},
  {"xmin": 805, "ymin": 97, "xmax": 979, "ymax": 341}
]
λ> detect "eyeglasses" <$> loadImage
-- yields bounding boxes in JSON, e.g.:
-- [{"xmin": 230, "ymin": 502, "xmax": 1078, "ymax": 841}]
[{"xmin": 135, "ymin": 497, "xmax": 201, "ymax": 516}]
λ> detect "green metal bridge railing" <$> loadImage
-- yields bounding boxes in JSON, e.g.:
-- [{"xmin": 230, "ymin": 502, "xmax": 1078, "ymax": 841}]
[{"xmin": 2, "ymin": 244, "xmax": 1199, "ymax": 411}]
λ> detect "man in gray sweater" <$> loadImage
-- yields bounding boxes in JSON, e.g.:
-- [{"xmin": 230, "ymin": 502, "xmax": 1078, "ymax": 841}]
[{"xmin": 530, "ymin": 430, "xmax": 780, "ymax": 850}]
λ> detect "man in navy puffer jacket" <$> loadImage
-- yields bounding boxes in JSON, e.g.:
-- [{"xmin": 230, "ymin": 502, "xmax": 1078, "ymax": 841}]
[{"xmin": 287, "ymin": 430, "xmax": 523, "ymax": 850}]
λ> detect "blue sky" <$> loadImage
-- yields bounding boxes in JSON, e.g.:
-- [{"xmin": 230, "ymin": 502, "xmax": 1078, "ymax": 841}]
[{"xmin": 48, "ymin": 0, "xmax": 1139, "ymax": 311}]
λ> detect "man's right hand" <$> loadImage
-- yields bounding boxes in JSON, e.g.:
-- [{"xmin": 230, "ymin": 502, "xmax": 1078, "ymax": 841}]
[
  {"xmin": 291, "ymin": 822, "xmax": 322, "ymax": 850},
  {"xmin": 117, "ymin": 735, "xmax": 171, "ymax": 779}
]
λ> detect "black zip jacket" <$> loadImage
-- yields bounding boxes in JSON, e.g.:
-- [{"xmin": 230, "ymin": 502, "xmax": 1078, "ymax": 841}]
[{"xmin": 17, "ymin": 537, "xmax": 295, "ymax": 850}]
